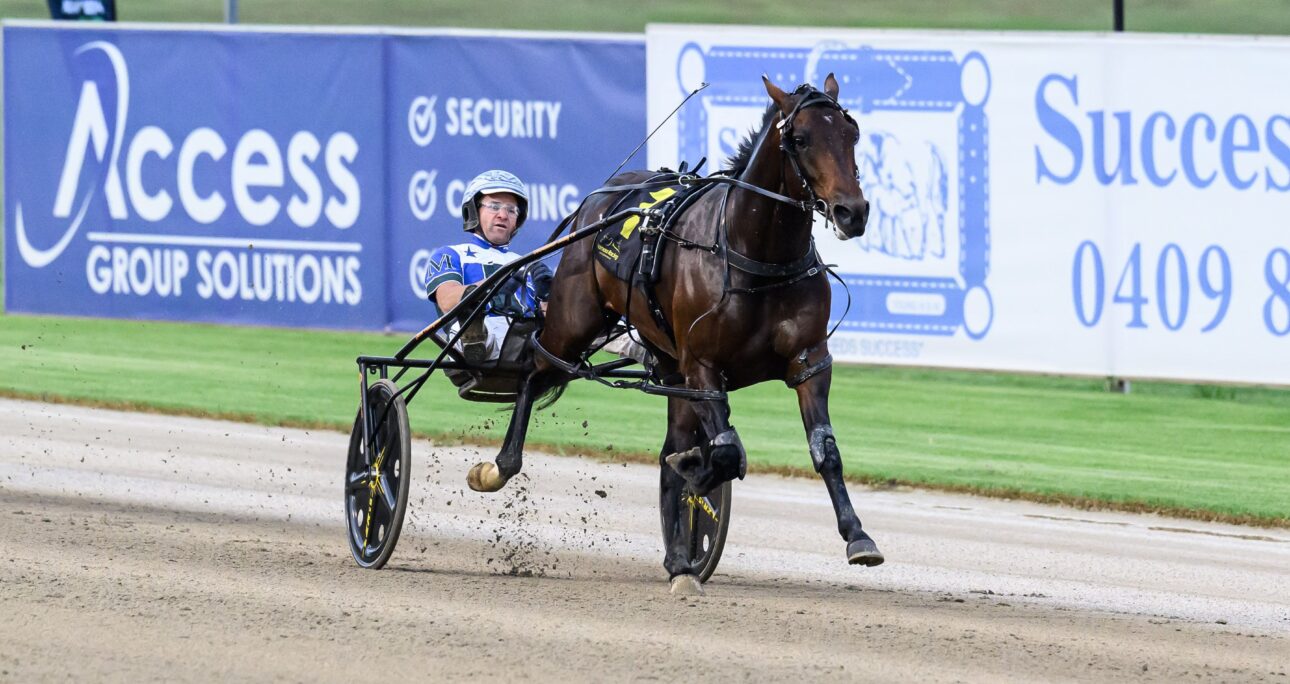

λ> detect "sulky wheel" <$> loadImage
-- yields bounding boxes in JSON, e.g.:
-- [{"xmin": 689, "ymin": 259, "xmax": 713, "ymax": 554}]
[
  {"xmin": 677, "ymin": 479, "xmax": 732, "ymax": 582},
  {"xmin": 344, "ymin": 379, "xmax": 412, "ymax": 569}
]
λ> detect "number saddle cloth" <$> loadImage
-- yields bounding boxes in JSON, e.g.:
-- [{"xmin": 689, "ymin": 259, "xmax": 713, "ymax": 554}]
[{"xmin": 592, "ymin": 169, "xmax": 716, "ymax": 340}]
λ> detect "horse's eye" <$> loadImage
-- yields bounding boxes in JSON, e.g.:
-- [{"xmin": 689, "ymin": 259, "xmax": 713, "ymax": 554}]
[{"xmin": 792, "ymin": 135, "xmax": 808, "ymax": 148}]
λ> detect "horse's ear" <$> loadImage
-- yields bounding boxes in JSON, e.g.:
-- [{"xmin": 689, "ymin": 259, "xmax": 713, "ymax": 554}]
[
  {"xmin": 762, "ymin": 74, "xmax": 792, "ymax": 113},
  {"xmin": 824, "ymin": 72, "xmax": 840, "ymax": 99}
]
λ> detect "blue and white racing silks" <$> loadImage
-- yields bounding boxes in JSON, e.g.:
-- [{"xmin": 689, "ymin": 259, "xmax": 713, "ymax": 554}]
[{"xmin": 423, "ymin": 234, "xmax": 541, "ymax": 316}]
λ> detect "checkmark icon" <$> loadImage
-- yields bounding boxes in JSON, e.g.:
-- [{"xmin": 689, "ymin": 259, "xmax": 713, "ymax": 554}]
[
  {"xmin": 408, "ymin": 170, "xmax": 438, "ymax": 221},
  {"xmin": 408, "ymin": 95, "xmax": 437, "ymax": 146}
]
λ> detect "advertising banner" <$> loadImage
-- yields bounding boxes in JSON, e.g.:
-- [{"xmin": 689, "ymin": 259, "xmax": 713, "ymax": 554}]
[
  {"xmin": 4, "ymin": 24, "xmax": 645, "ymax": 333},
  {"xmin": 385, "ymin": 34, "xmax": 645, "ymax": 331},
  {"xmin": 5, "ymin": 26, "xmax": 387, "ymax": 329},
  {"xmin": 647, "ymin": 25, "xmax": 1290, "ymax": 385}
]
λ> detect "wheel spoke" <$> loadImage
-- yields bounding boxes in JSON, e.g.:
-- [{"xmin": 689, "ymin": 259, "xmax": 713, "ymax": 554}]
[
  {"xmin": 698, "ymin": 494, "xmax": 720, "ymax": 524},
  {"xmin": 362, "ymin": 476, "xmax": 379, "ymax": 546},
  {"xmin": 348, "ymin": 510, "xmax": 366, "ymax": 546},
  {"xmin": 378, "ymin": 474, "xmax": 398, "ymax": 513},
  {"xmin": 346, "ymin": 471, "xmax": 370, "ymax": 492},
  {"xmin": 685, "ymin": 493, "xmax": 719, "ymax": 525}
]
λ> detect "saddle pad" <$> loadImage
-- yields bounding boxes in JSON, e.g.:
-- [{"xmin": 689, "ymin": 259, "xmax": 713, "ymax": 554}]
[
  {"xmin": 594, "ymin": 178, "xmax": 709, "ymax": 285},
  {"xmin": 594, "ymin": 186, "xmax": 675, "ymax": 282}
]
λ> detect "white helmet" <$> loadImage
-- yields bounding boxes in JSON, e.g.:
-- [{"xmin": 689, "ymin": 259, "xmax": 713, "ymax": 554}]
[{"xmin": 461, "ymin": 169, "xmax": 529, "ymax": 233}]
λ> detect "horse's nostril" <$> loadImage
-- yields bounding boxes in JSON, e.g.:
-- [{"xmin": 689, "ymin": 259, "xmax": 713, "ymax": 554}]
[
  {"xmin": 859, "ymin": 200, "xmax": 870, "ymax": 228},
  {"xmin": 833, "ymin": 205, "xmax": 853, "ymax": 224}
]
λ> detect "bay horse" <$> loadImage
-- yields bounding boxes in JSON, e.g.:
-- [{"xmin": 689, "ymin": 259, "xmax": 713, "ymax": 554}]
[{"xmin": 465, "ymin": 75, "xmax": 883, "ymax": 586}]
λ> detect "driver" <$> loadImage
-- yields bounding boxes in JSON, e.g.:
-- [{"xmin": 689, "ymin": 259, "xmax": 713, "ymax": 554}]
[{"xmin": 424, "ymin": 169, "xmax": 554, "ymax": 363}]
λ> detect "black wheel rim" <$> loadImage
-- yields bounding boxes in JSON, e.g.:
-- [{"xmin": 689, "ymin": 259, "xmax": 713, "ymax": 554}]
[
  {"xmin": 683, "ymin": 479, "xmax": 731, "ymax": 582},
  {"xmin": 344, "ymin": 381, "xmax": 410, "ymax": 569}
]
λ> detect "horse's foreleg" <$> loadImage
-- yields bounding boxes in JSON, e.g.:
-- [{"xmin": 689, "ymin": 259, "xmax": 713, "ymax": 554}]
[
  {"xmin": 466, "ymin": 371, "xmax": 542, "ymax": 493},
  {"xmin": 659, "ymin": 397, "xmax": 701, "ymax": 578},
  {"xmin": 794, "ymin": 367, "xmax": 884, "ymax": 566},
  {"xmin": 664, "ymin": 367, "xmax": 745, "ymax": 495}
]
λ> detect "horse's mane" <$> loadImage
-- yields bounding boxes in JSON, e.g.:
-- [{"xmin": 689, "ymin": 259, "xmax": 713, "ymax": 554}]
[{"xmin": 722, "ymin": 101, "xmax": 779, "ymax": 173}]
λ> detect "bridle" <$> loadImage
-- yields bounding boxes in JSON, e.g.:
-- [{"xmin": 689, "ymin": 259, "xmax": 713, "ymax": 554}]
[
  {"xmin": 671, "ymin": 85, "xmax": 859, "ymax": 361},
  {"xmin": 774, "ymin": 84, "xmax": 860, "ymax": 219}
]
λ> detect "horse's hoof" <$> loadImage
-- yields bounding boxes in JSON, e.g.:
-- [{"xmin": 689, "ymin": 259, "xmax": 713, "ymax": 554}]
[
  {"xmin": 847, "ymin": 537, "xmax": 885, "ymax": 567},
  {"xmin": 663, "ymin": 447, "xmax": 702, "ymax": 476},
  {"xmin": 466, "ymin": 462, "xmax": 508, "ymax": 493},
  {"xmin": 669, "ymin": 574, "xmax": 705, "ymax": 596}
]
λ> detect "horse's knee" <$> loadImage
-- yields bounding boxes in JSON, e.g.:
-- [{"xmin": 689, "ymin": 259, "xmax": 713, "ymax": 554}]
[{"xmin": 808, "ymin": 424, "xmax": 841, "ymax": 474}]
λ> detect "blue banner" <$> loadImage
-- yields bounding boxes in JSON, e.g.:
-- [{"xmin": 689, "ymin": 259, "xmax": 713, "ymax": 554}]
[
  {"xmin": 4, "ymin": 26, "xmax": 387, "ymax": 329},
  {"xmin": 385, "ymin": 35, "xmax": 644, "ymax": 331},
  {"xmin": 4, "ymin": 25, "xmax": 645, "ymax": 332}
]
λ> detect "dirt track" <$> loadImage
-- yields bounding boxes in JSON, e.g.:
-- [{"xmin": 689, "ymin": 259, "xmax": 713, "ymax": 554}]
[{"xmin": 1, "ymin": 398, "xmax": 1287, "ymax": 681}]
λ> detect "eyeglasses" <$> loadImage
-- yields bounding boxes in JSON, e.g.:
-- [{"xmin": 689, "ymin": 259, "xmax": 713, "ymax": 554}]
[{"xmin": 480, "ymin": 201, "xmax": 521, "ymax": 217}]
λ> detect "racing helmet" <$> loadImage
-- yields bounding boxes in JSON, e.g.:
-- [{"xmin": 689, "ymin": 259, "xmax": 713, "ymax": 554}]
[{"xmin": 461, "ymin": 169, "xmax": 529, "ymax": 233}]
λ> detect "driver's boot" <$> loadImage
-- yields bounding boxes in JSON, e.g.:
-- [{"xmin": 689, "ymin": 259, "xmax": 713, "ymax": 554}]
[
  {"xmin": 459, "ymin": 317, "xmax": 490, "ymax": 364},
  {"xmin": 604, "ymin": 334, "xmax": 651, "ymax": 365}
]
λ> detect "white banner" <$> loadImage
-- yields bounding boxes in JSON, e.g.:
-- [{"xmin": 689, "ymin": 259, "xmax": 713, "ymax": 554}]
[{"xmin": 647, "ymin": 25, "xmax": 1290, "ymax": 385}]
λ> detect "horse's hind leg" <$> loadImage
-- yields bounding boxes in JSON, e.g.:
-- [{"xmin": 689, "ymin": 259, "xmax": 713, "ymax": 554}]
[
  {"xmin": 465, "ymin": 370, "xmax": 545, "ymax": 493},
  {"xmin": 467, "ymin": 247, "xmax": 613, "ymax": 493},
  {"xmin": 793, "ymin": 365, "xmax": 884, "ymax": 566}
]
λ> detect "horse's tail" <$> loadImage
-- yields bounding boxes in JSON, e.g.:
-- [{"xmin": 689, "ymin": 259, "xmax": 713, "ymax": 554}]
[
  {"xmin": 499, "ymin": 371, "xmax": 570, "ymax": 414},
  {"xmin": 533, "ymin": 381, "xmax": 568, "ymax": 412}
]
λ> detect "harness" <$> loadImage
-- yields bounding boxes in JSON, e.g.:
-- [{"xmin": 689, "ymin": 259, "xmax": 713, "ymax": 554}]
[{"xmin": 533, "ymin": 84, "xmax": 857, "ymax": 386}]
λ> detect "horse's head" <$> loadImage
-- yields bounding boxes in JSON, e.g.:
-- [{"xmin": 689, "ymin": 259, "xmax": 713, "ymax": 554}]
[{"xmin": 763, "ymin": 74, "xmax": 870, "ymax": 239}]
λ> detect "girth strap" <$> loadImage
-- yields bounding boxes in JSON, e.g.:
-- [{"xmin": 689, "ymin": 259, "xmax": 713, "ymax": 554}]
[
  {"xmin": 727, "ymin": 263, "xmax": 823, "ymax": 295},
  {"xmin": 726, "ymin": 244, "xmax": 819, "ymax": 278},
  {"xmin": 725, "ymin": 242, "xmax": 824, "ymax": 295}
]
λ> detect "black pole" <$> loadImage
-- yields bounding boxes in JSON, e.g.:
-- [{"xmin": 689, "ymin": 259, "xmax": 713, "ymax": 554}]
[{"xmin": 1114, "ymin": 0, "xmax": 1124, "ymax": 31}]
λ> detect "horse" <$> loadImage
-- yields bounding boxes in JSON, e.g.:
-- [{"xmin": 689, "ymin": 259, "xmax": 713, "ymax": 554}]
[{"xmin": 464, "ymin": 74, "xmax": 883, "ymax": 587}]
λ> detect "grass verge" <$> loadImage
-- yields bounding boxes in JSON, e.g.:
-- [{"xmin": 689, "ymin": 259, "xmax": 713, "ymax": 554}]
[
  {"xmin": 4, "ymin": 0, "xmax": 1290, "ymax": 35},
  {"xmin": 2, "ymin": 313, "xmax": 1287, "ymax": 527}
]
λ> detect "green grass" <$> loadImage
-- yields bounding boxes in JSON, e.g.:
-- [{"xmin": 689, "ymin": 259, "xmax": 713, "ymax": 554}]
[
  {"xmin": 2, "ymin": 313, "xmax": 1287, "ymax": 525},
  {"xmin": 4, "ymin": 0, "xmax": 1290, "ymax": 34}
]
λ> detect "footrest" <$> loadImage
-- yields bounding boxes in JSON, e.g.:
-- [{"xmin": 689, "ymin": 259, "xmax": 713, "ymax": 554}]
[{"xmin": 453, "ymin": 373, "xmax": 522, "ymax": 403}]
